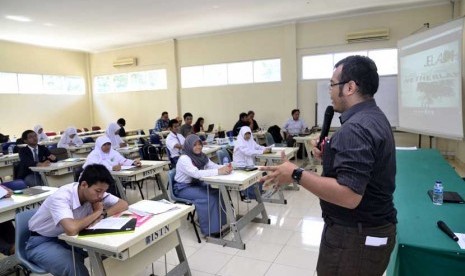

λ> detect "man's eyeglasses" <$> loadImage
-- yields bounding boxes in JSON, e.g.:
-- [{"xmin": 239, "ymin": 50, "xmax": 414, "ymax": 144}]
[{"xmin": 329, "ymin": 81, "xmax": 349, "ymax": 89}]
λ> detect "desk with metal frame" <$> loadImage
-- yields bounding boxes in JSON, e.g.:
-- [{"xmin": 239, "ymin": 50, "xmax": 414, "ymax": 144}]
[
  {"xmin": 0, "ymin": 154, "xmax": 20, "ymax": 180},
  {"xmin": 293, "ymin": 133, "xmax": 319, "ymax": 171},
  {"xmin": 67, "ymin": 143, "xmax": 94, "ymax": 158},
  {"xmin": 29, "ymin": 159, "xmax": 86, "ymax": 187},
  {"xmin": 59, "ymin": 204, "xmax": 194, "ymax": 276},
  {"xmin": 117, "ymin": 146, "xmax": 141, "ymax": 159},
  {"xmin": 255, "ymin": 147, "xmax": 299, "ymax": 204},
  {"xmin": 111, "ymin": 160, "xmax": 170, "ymax": 201},
  {"xmin": 0, "ymin": 186, "xmax": 57, "ymax": 274},
  {"xmin": 201, "ymin": 170, "xmax": 270, "ymax": 250},
  {"xmin": 0, "ymin": 186, "xmax": 57, "ymax": 223}
]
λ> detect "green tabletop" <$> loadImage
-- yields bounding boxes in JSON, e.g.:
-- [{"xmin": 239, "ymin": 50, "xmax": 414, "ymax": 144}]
[{"xmin": 388, "ymin": 149, "xmax": 465, "ymax": 275}]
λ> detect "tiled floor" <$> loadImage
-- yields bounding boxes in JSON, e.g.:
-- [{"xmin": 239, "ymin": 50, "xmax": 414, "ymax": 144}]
[{"xmin": 124, "ymin": 159, "xmax": 323, "ymax": 276}]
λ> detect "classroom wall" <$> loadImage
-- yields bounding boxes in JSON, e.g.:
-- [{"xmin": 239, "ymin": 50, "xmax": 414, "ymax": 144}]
[
  {"xmin": 176, "ymin": 24, "xmax": 298, "ymax": 131},
  {"xmin": 0, "ymin": 40, "xmax": 90, "ymax": 138},
  {"xmin": 90, "ymin": 40, "xmax": 178, "ymax": 131}
]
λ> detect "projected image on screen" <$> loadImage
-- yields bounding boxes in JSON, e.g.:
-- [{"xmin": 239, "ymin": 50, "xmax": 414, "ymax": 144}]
[
  {"xmin": 398, "ymin": 18, "xmax": 463, "ymax": 140},
  {"xmin": 401, "ymin": 41, "xmax": 460, "ymax": 109}
]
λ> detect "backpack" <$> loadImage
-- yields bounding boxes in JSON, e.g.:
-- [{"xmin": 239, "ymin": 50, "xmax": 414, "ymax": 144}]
[
  {"xmin": 267, "ymin": 125, "xmax": 283, "ymax": 143},
  {"xmin": 141, "ymin": 144, "xmax": 160, "ymax": 161}
]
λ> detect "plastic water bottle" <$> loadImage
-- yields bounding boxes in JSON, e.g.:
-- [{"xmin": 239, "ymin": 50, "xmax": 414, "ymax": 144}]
[
  {"xmin": 7, "ymin": 145, "xmax": 14, "ymax": 155},
  {"xmin": 222, "ymin": 157, "xmax": 229, "ymax": 165},
  {"xmin": 433, "ymin": 180, "xmax": 443, "ymax": 205}
]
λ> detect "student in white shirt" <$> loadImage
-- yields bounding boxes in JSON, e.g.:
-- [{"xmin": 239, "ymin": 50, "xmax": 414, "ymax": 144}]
[
  {"xmin": 166, "ymin": 119, "xmax": 185, "ymax": 166},
  {"xmin": 83, "ymin": 136, "xmax": 141, "ymax": 172},
  {"xmin": 174, "ymin": 134, "xmax": 232, "ymax": 237},
  {"xmin": 105, "ymin": 122, "xmax": 127, "ymax": 149},
  {"xmin": 282, "ymin": 109, "xmax": 307, "ymax": 138},
  {"xmin": 233, "ymin": 126, "xmax": 270, "ymax": 200},
  {"xmin": 57, "ymin": 127, "xmax": 84, "ymax": 148},
  {"xmin": 26, "ymin": 164, "xmax": 128, "ymax": 276},
  {"xmin": 33, "ymin": 124, "xmax": 49, "ymax": 142}
]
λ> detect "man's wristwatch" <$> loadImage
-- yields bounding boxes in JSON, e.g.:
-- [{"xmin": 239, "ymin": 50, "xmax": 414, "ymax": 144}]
[
  {"xmin": 292, "ymin": 168, "xmax": 304, "ymax": 184},
  {"xmin": 101, "ymin": 210, "xmax": 108, "ymax": 219}
]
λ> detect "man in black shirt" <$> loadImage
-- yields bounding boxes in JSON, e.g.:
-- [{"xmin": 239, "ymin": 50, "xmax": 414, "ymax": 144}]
[
  {"xmin": 232, "ymin": 112, "xmax": 249, "ymax": 136},
  {"xmin": 260, "ymin": 55, "xmax": 396, "ymax": 276},
  {"xmin": 117, "ymin": 118, "xmax": 126, "ymax": 137}
]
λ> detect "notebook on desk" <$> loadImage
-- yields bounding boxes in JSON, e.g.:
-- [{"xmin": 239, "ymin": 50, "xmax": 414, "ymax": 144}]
[
  {"xmin": 427, "ymin": 190, "xmax": 465, "ymax": 204},
  {"xmin": 79, "ymin": 217, "xmax": 137, "ymax": 236}
]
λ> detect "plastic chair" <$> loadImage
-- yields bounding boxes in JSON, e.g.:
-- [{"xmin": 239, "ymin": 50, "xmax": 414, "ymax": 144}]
[
  {"xmin": 226, "ymin": 130, "xmax": 234, "ymax": 138},
  {"xmin": 91, "ymin": 126, "xmax": 101, "ymax": 131},
  {"xmin": 83, "ymin": 128, "xmax": 89, "ymax": 132},
  {"xmin": 15, "ymin": 209, "xmax": 48, "ymax": 275},
  {"xmin": 216, "ymin": 149, "xmax": 231, "ymax": 165},
  {"xmin": 167, "ymin": 169, "xmax": 201, "ymax": 243},
  {"xmin": 265, "ymin": 132, "xmax": 286, "ymax": 147}
]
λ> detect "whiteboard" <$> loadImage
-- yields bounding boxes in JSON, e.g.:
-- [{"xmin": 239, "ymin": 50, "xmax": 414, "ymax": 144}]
[{"xmin": 317, "ymin": 75, "xmax": 398, "ymax": 127}]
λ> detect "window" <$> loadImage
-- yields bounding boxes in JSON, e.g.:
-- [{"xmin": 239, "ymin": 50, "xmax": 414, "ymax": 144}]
[
  {"xmin": 0, "ymin": 72, "xmax": 85, "ymax": 94},
  {"xmin": 0, "ymin": 73, "xmax": 18, "ymax": 94},
  {"xmin": 253, "ymin": 59, "xmax": 281, "ymax": 83},
  {"xmin": 181, "ymin": 58, "xmax": 281, "ymax": 88},
  {"xmin": 302, "ymin": 48, "xmax": 397, "ymax": 80},
  {"xmin": 94, "ymin": 69, "xmax": 167, "ymax": 93}
]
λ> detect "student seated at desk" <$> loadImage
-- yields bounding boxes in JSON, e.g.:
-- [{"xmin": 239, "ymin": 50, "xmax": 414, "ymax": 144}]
[
  {"xmin": 57, "ymin": 127, "xmax": 84, "ymax": 148},
  {"xmin": 166, "ymin": 119, "xmax": 185, "ymax": 167},
  {"xmin": 26, "ymin": 164, "xmax": 128, "ymax": 276},
  {"xmin": 193, "ymin": 117, "xmax": 204, "ymax": 133},
  {"xmin": 117, "ymin": 118, "xmax": 126, "ymax": 137},
  {"xmin": 233, "ymin": 126, "xmax": 270, "ymax": 200},
  {"xmin": 105, "ymin": 122, "xmax": 127, "ymax": 149},
  {"xmin": 33, "ymin": 124, "xmax": 49, "ymax": 142},
  {"xmin": 179, "ymin": 112, "xmax": 194, "ymax": 137},
  {"xmin": 83, "ymin": 136, "xmax": 141, "ymax": 172},
  {"xmin": 18, "ymin": 130, "xmax": 57, "ymax": 187},
  {"xmin": 174, "ymin": 134, "xmax": 231, "ymax": 237},
  {"xmin": 154, "ymin": 111, "xmax": 170, "ymax": 132},
  {"xmin": 0, "ymin": 180, "xmax": 27, "ymax": 257}
]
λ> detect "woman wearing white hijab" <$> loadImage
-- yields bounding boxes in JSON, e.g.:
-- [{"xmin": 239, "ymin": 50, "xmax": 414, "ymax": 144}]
[
  {"xmin": 57, "ymin": 127, "xmax": 83, "ymax": 148},
  {"xmin": 83, "ymin": 136, "xmax": 140, "ymax": 172},
  {"xmin": 105, "ymin": 122, "xmax": 127, "ymax": 149},
  {"xmin": 233, "ymin": 126, "xmax": 270, "ymax": 200},
  {"xmin": 174, "ymin": 134, "xmax": 232, "ymax": 237},
  {"xmin": 233, "ymin": 126, "xmax": 270, "ymax": 167},
  {"xmin": 33, "ymin": 125, "xmax": 49, "ymax": 142}
]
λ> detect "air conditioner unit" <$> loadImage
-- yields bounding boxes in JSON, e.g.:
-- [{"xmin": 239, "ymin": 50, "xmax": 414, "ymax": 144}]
[
  {"xmin": 346, "ymin": 28, "xmax": 390, "ymax": 43},
  {"xmin": 112, "ymin": 57, "xmax": 137, "ymax": 67}
]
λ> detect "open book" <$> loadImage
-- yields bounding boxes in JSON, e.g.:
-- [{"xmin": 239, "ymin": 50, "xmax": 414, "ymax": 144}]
[{"xmin": 79, "ymin": 217, "xmax": 136, "ymax": 236}]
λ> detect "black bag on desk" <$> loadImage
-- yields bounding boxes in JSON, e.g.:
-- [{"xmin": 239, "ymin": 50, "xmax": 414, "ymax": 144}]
[
  {"xmin": 0, "ymin": 133, "xmax": 9, "ymax": 143},
  {"xmin": 141, "ymin": 144, "xmax": 160, "ymax": 161}
]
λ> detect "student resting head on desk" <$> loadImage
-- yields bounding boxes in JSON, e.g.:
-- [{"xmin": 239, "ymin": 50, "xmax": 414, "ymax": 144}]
[
  {"xmin": 174, "ymin": 134, "xmax": 232, "ymax": 237},
  {"xmin": 83, "ymin": 136, "xmax": 141, "ymax": 172},
  {"xmin": 57, "ymin": 127, "xmax": 84, "ymax": 149},
  {"xmin": 26, "ymin": 164, "xmax": 128, "ymax": 276},
  {"xmin": 33, "ymin": 124, "xmax": 49, "ymax": 142},
  {"xmin": 105, "ymin": 122, "xmax": 127, "ymax": 149},
  {"xmin": 18, "ymin": 130, "xmax": 57, "ymax": 187}
]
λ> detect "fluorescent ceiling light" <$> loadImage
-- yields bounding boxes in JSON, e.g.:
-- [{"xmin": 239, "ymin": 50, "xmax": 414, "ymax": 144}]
[{"xmin": 5, "ymin": 15, "xmax": 32, "ymax": 22}]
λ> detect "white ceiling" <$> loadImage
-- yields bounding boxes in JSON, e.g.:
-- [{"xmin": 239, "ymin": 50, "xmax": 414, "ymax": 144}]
[{"xmin": 0, "ymin": 0, "xmax": 450, "ymax": 52}]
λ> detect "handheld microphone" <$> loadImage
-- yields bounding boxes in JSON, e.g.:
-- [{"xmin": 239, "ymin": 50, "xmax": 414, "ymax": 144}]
[
  {"xmin": 437, "ymin": 220, "xmax": 459, "ymax": 242},
  {"xmin": 317, "ymin": 106, "xmax": 334, "ymax": 150}
]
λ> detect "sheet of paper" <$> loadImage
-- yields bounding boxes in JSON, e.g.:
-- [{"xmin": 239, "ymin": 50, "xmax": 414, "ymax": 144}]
[
  {"xmin": 455, "ymin": 233, "xmax": 465, "ymax": 249},
  {"xmin": 88, "ymin": 217, "xmax": 132, "ymax": 230},
  {"xmin": 121, "ymin": 165, "xmax": 135, "ymax": 170},
  {"xmin": 0, "ymin": 186, "xmax": 8, "ymax": 199},
  {"xmin": 129, "ymin": 199, "xmax": 178, "ymax": 216}
]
